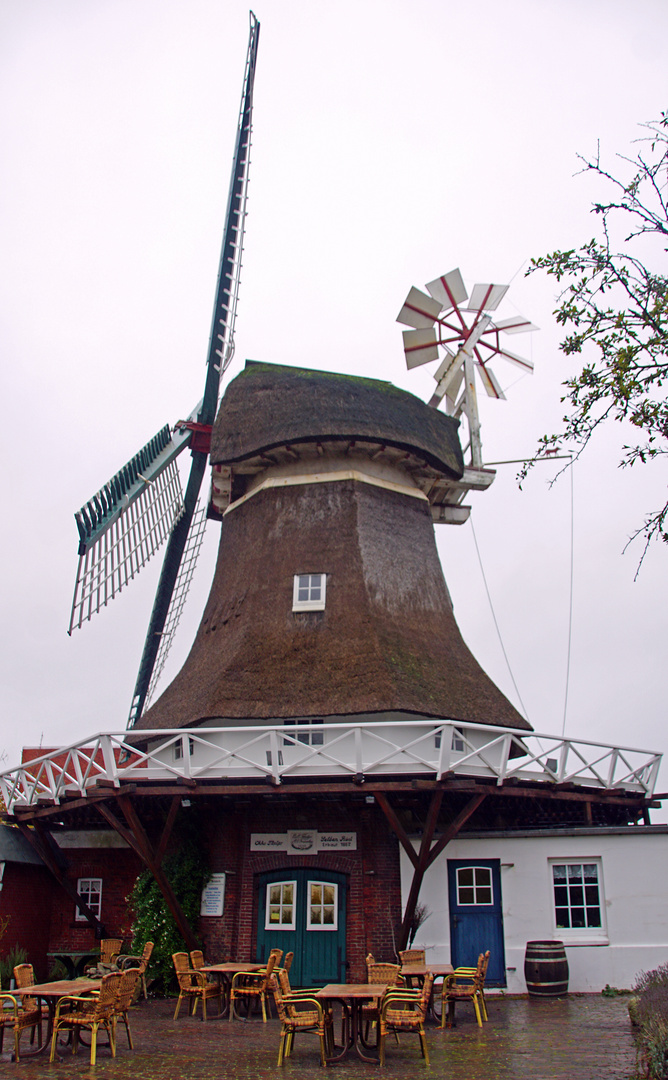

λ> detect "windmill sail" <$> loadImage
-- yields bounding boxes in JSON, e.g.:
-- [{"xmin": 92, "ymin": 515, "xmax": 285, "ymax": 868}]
[
  {"xmin": 127, "ymin": 12, "xmax": 260, "ymax": 727},
  {"xmin": 68, "ymin": 424, "xmax": 191, "ymax": 633}
]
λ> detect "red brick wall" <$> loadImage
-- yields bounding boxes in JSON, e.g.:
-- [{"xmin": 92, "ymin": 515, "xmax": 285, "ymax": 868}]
[
  {"xmin": 0, "ymin": 864, "xmax": 54, "ymax": 982},
  {"xmin": 197, "ymin": 798, "xmax": 402, "ymax": 981},
  {"xmin": 47, "ymin": 848, "xmax": 142, "ymax": 954}
]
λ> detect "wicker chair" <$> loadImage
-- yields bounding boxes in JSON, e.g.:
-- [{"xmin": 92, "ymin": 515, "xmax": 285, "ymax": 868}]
[
  {"xmin": 117, "ymin": 940, "xmax": 154, "ymax": 1000},
  {"xmin": 362, "ymin": 962, "xmax": 404, "ymax": 1045},
  {"xmin": 440, "ymin": 950, "xmax": 490, "ymax": 1029},
  {"xmin": 12, "ymin": 964, "xmax": 43, "ymax": 1049},
  {"xmin": 49, "ymin": 970, "xmax": 122, "ymax": 1066},
  {"xmin": 112, "ymin": 967, "xmax": 141, "ymax": 1049},
  {"xmin": 269, "ymin": 974, "xmax": 333, "ymax": 1066},
  {"xmin": 379, "ymin": 972, "xmax": 434, "ymax": 1066},
  {"xmin": 0, "ymin": 991, "xmax": 43, "ymax": 1062},
  {"xmin": 399, "ymin": 949, "xmax": 426, "ymax": 965},
  {"xmin": 282, "ymin": 951, "xmax": 294, "ymax": 975},
  {"xmin": 172, "ymin": 952, "xmax": 223, "ymax": 1021},
  {"xmin": 85, "ymin": 936, "xmax": 124, "ymax": 977},
  {"xmin": 229, "ymin": 952, "xmax": 278, "ymax": 1023}
]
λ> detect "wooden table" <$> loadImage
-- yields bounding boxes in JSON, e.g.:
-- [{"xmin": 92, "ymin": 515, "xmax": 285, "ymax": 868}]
[
  {"xmin": 12, "ymin": 978, "xmax": 101, "ymax": 1058},
  {"xmin": 315, "ymin": 984, "xmax": 389, "ymax": 1063},
  {"xmin": 201, "ymin": 962, "xmax": 264, "ymax": 1017}
]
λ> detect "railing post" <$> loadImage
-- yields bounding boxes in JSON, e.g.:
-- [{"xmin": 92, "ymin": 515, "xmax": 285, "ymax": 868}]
[
  {"xmin": 354, "ymin": 727, "xmax": 363, "ymax": 778},
  {"xmin": 497, "ymin": 733, "xmax": 513, "ymax": 785},
  {"xmin": 437, "ymin": 724, "xmax": 451, "ymax": 780},
  {"xmin": 269, "ymin": 728, "xmax": 281, "ymax": 785},
  {"xmin": 606, "ymin": 748, "xmax": 619, "ymax": 788},
  {"xmin": 100, "ymin": 735, "xmax": 120, "ymax": 788}
]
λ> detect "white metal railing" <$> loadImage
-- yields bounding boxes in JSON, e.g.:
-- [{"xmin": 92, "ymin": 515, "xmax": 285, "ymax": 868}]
[{"xmin": 0, "ymin": 720, "xmax": 662, "ymax": 814}]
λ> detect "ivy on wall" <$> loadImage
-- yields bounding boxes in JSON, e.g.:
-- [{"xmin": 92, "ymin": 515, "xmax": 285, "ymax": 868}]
[{"xmin": 128, "ymin": 812, "xmax": 211, "ymax": 994}]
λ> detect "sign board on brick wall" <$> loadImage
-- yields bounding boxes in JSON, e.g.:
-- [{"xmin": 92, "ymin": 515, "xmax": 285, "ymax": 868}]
[
  {"xmin": 200, "ymin": 873, "xmax": 226, "ymax": 917},
  {"xmin": 250, "ymin": 832, "xmax": 356, "ymax": 853}
]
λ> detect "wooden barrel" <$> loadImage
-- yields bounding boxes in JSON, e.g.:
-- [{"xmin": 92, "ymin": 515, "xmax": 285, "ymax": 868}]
[{"xmin": 524, "ymin": 940, "xmax": 569, "ymax": 996}]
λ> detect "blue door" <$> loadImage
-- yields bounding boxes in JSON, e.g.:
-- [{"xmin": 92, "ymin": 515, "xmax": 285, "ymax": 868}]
[
  {"xmin": 447, "ymin": 859, "xmax": 506, "ymax": 986},
  {"xmin": 256, "ymin": 869, "xmax": 346, "ymax": 987}
]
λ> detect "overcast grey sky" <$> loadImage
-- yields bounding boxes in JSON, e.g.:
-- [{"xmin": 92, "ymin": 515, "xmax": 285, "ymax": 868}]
[{"xmin": 0, "ymin": 0, "xmax": 666, "ymax": 805}]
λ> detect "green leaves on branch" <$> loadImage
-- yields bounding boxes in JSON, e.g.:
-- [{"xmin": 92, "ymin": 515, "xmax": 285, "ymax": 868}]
[{"xmin": 525, "ymin": 111, "xmax": 668, "ymax": 569}]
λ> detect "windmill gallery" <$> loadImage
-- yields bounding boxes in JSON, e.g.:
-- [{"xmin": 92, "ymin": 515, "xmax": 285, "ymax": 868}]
[{"xmin": 0, "ymin": 13, "xmax": 665, "ymax": 995}]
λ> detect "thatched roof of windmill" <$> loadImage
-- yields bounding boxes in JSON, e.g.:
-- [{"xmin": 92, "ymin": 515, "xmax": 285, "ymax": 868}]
[{"xmin": 210, "ymin": 361, "xmax": 464, "ymax": 478}]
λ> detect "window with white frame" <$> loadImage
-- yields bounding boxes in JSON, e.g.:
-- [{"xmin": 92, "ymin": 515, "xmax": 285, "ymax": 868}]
[
  {"xmin": 551, "ymin": 861, "xmax": 603, "ymax": 930},
  {"xmin": 174, "ymin": 737, "xmax": 194, "ymax": 761},
  {"xmin": 265, "ymin": 880, "xmax": 297, "ymax": 931},
  {"xmin": 292, "ymin": 574, "xmax": 326, "ymax": 612},
  {"xmin": 283, "ymin": 718, "xmax": 324, "ymax": 746},
  {"xmin": 456, "ymin": 866, "xmax": 493, "ymax": 906},
  {"xmin": 435, "ymin": 726, "xmax": 465, "ymax": 752},
  {"xmin": 307, "ymin": 881, "xmax": 338, "ymax": 930},
  {"xmin": 76, "ymin": 877, "xmax": 102, "ymax": 922}
]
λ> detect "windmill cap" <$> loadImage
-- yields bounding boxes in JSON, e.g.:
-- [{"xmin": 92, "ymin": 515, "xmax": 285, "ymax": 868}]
[{"xmin": 210, "ymin": 361, "xmax": 464, "ymax": 480}]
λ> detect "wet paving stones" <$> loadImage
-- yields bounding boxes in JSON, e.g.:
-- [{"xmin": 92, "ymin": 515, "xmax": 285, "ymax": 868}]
[{"xmin": 2, "ymin": 993, "xmax": 636, "ymax": 1079}]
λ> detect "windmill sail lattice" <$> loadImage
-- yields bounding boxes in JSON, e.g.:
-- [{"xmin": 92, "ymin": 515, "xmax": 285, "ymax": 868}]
[
  {"xmin": 142, "ymin": 500, "xmax": 209, "ymax": 711},
  {"xmin": 68, "ymin": 424, "xmax": 191, "ymax": 633},
  {"xmin": 67, "ymin": 12, "xmax": 261, "ymax": 728}
]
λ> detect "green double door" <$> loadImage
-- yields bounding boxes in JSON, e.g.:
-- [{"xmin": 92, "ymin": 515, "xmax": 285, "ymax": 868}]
[{"xmin": 256, "ymin": 868, "xmax": 346, "ymax": 987}]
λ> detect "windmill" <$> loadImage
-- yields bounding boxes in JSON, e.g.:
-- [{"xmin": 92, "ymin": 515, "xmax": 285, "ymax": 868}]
[
  {"xmin": 67, "ymin": 13, "xmax": 260, "ymax": 729},
  {"xmin": 397, "ymin": 268, "xmax": 537, "ymax": 479}
]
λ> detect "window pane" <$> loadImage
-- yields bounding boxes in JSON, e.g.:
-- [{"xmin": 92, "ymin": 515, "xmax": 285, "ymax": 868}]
[
  {"xmin": 586, "ymin": 907, "xmax": 602, "ymax": 927},
  {"xmin": 553, "ymin": 865, "xmax": 567, "ymax": 883},
  {"xmin": 569, "ymin": 885, "xmax": 584, "ymax": 906},
  {"xmin": 311, "ymin": 884, "xmax": 322, "ymax": 904},
  {"xmin": 310, "ymin": 907, "xmax": 321, "ymax": 924},
  {"xmin": 323, "ymin": 907, "xmax": 334, "ymax": 924},
  {"xmin": 476, "ymin": 887, "xmax": 492, "ymax": 905},
  {"xmin": 571, "ymin": 907, "xmax": 586, "ymax": 928},
  {"xmin": 323, "ymin": 886, "xmax": 335, "ymax": 905},
  {"xmin": 474, "ymin": 868, "xmax": 491, "ymax": 887},
  {"xmin": 459, "ymin": 887, "xmax": 475, "ymax": 905},
  {"xmin": 282, "ymin": 906, "xmax": 293, "ymax": 924},
  {"xmin": 555, "ymin": 907, "xmax": 570, "ymax": 928},
  {"xmin": 554, "ymin": 885, "xmax": 568, "ymax": 905},
  {"xmin": 269, "ymin": 908, "xmax": 280, "ymax": 923},
  {"xmin": 568, "ymin": 865, "xmax": 583, "ymax": 882},
  {"xmin": 583, "ymin": 864, "xmax": 598, "ymax": 881},
  {"xmin": 298, "ymin": 576, "xmax": 309, "ymax": 588},
  {"xmin": 298, "ymin": 587, "xmax": 309, "ymax": 601},
  {"xmin": 269, "ymin": 886, "xmax": 281, "ymax": 904},
  {"xmin": 458, "ymin": 868, "xmax": 473, "ymax": 887},
  {"xmin": 283, "ymin": 884, "xmax": 293, "ymax": 904},
  {"xmin": 585, "ymin": 885, "xmax": 599, "ymax": 905}
]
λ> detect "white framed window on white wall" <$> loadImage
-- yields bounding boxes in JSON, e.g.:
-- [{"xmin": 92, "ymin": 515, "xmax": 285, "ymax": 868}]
[
  {"xmin": 292, "ymin": 573, "xmax": 326, "ymax": 612},
  {"xmin": 549, "ymin": 859, "xmax": 607, "ymax": 942},
  {"xmin": 76, "ymin": 877, "xmax": 102, "ymax": 922},
  {"xmin": 265, "ymin": 880, "xmax": 297, "ymax": 931},
  {"xmin": 307, "ymin": 880, "xmax": 338, "ymax": 930}
]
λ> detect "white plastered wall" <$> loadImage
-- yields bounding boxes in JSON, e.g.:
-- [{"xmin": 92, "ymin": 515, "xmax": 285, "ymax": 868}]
[{"xmin": 401, "ymin": 828, "xmax": 668, "ymax": 992}]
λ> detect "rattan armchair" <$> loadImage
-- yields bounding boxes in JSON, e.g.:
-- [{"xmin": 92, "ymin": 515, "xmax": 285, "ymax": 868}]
[
  {"xmin": 116, "ymin": 941, "xmax": 154, "ymax": 1000},
  {"xmin": 172, "ymin": 952, "xmax": 223, "ymax": 1021},
  {"xmin": 379, "ymin": 972, "xmax": 434, "ymax": 1066},
  {"xmin": 440, "ymin": 950, "xmax": 490, "ymax": 1028},
  {"xmin": 362, "ymin": 962, "xmax": 404, "ymax": 1045},
  {"xmin": 12, "ymin": 964, "xmax": 43, "ymax": 1049},
  {"xmin": 49, "ymin": 970, "xmax": 122, "ymax": 1066},
  {"xmin": 229, "ymin": 952, "xmax": 278, "ymax": 1023},
  {"xmin": 399, "ymin": 948, "xmax": 426, "ymax": 965},
  {"xmin": 0, "ymin": 991, "xmax": 43, "ymax": 1062},
  {"xmin": 269, "ymin": 974, "xmax": 334, "ymax": 1066},
  {"xmin": 112, "ymin": 968, "xmax": 141, "ymax": 1049}
]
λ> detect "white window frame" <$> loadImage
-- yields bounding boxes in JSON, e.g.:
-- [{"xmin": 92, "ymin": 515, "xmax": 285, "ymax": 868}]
[
  {"xmin": 548, "ymin": 858, "xmax": 608, "ymax": 944},
  {"xmin": 292, "ymin": 573, "xmax": 327, "ymax": 612},
  {"xmin": 265, "ymin": 880, "xmax": 297, "ymax": 932},
  {"xmin": 174, "ymin": 737, "xmax": 194, "ymax": 762},
  {"xmin": 307, "ymin": 880, "xmax": 338, "ymax": 931},
  {"xmin": 75, "ymin": 877, "xmax": 102, "ymax": 922},
  {"xmin": 283, "ymin": 719, "xmax": 324, "ymax": 747},
  {"xmin": 456, "ymin": 865, "xmax": 494, "ymax": 907}
]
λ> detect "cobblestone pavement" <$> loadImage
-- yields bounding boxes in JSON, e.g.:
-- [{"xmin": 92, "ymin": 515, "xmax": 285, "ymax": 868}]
[{"xmin": 2, "ymin": 994, "xmax": 636, "ymax": 1079}]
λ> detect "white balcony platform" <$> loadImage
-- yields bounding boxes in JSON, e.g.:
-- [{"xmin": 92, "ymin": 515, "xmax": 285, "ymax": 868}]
[{"xmin": 0, "ymin": 720, "xmax": 661, "ymax": 814}]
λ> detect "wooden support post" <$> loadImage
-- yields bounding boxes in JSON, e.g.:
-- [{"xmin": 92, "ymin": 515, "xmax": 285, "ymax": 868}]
[
  {"xmin": 14, "ymin": 820, "xmax": 105, "ymax": 935},
  {"xmin": 397, "ymin": 790, "xmax": 443, "ymax": 952},
  {"xmin": 397, "ymin": 792, "xmax": 487, "ymax": 952},
  {"xmin": 375, "ymin": 792, "xmax": 418, "ymax": 868},
  {"xmin": 114, "ymin": 795, "xmax": 199, "ymax": 952}
]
